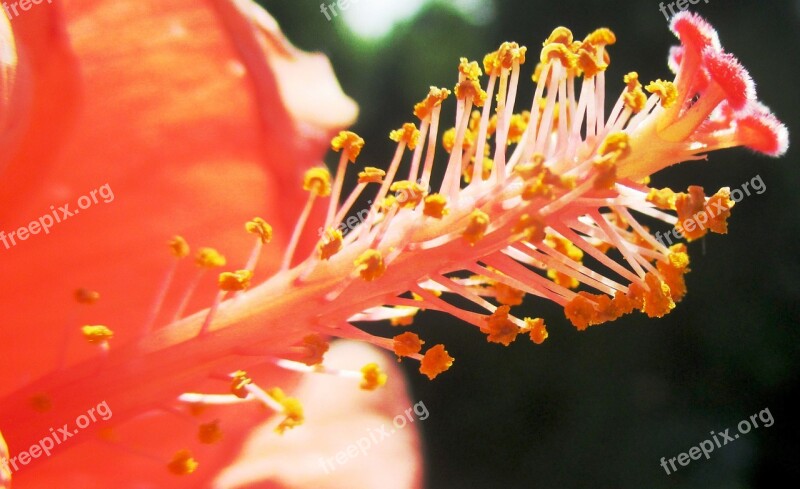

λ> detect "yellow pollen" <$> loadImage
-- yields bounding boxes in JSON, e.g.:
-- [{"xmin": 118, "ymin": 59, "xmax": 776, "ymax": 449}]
[
  {"xmin": 458, "ymin": 57, "xmax": 482, "ymax": 80},
  {"xmin": 267, "ymin": 387, "xmax": 304, "ymax": 434},
  {"xmin": 497, "ymin": 41, "xmax": 527, "ymax": 69},
  {"xmin": 543, "ymin": 26, "xmax": 574, "ymax": 46},
  {"xmin": 245, "ymin": 217, "xmax": 273, "ymax": 244},
  {"xmin": 390, "ymin": 122, "xmax": 420, "ymax": 150},
  {"xmin": 218, "ymin": 269, "xmax": 253, "ymax": 292},
  {"xmin": 512, "ymin": 213, "xmax": 546, "ymax": 242},
  {"xmin": 463, "ymin": 209, "xmax": 490, "ymax": 245},
  {"xmin": 360, "ymin": 363, "xmax": 388, "ymax": 390},
  {"xmin": 419, "ymin": 344, "xmax": 454, "ymax": 380},
  {"xmin": 167, "ymin": 449, "xmax": 198, "ymax": 475},
  {"xmin": 642, "ymin": 272, "xmax": 675, "ymax": 318},
  {"xmin": 481, "ymin": 305, "xmax": 520, "ymax": 346},
  {"xmin": 301, "ymin": 334, "xmax": 329, "ymax": 366},
  {"xmin": 423, "ymin": 193, "xmax": 449, "ymax": 219},
  {"xmin": 303, "ymin": 167, "xmax": 332, "ymax": 197},
  {"xmin": 81, "ymin": 325, "xmax": 113, "ymax": 344},
  {"xmin": 483, "ymin": 50, "xmax": 502, "ymax": 77},
  {"xmin": 583, "ymin": 27, "xmax": 616, "ymax": 46},
  {"xmin": 393, "ymin": 332, "xmax": 424, "ymax": 358},
  {"xmin": 414, "ymin": 86, "xmax": 451, "ymax": 120},
  {"xmin": 75, "ymin": 288, "xmax": 100, "ymax": 304},
  {"xmin": 354, "ymin": 249, "xmax": 386, "ymax": 281},
  {"xmin": 494, "ymin": 282, "xmax": 525, "ymax": 306},
  {"xmin": 391, "ymin": 180, "xmax": 426, "ymax": 208},
  {"xmin": 524, "ymin": 317, "xmax": 548, "ymax": 344},
  {"xmin": 169, "ymin": 236, "xmax": 190, "ymax": 258},
  {"xmin": 646, "ymin": 187, "xmax": 678, "ymax": 210},
  {"xmin": 331, "ymin": 130, "xmax": 365, "ymax": 162},
  {"xmin": 230, "ymin": 370, "xmax": 252, "ymax": 399},
  {"xmin": 358, "ymin": 167, "xmax": 387, "ymax": 184},
  {"xmin": 318, "ymin": 227, "xmax": 344, "ymax": 260},
  {"xmin": 598, "ymin": 131, "xmax": 631, "ymax": 160},
  {"xmin": 577, "ymin": 47, "xmax": 607, "ymax": 78},
  {"xmin": 623, "ymin": 72, "xmax": 647, "ymax": 113},
  {"xmin": 540, "ymin": 43, "xmax": 577, "ymax": 69},
  {"xmin": 195, "ymin": 247, "xmax": 226, "ymax": 269},
  {"xmin": 198, "ymin": 420, "xmax": 223, "ymax": 444},
  {"xmin": 454, "ymin": 78, "xmax": 488, "ymax": 106},
  {"xmin": 645, "ymin": 79, "xmax": 678, "ymax": 108}
]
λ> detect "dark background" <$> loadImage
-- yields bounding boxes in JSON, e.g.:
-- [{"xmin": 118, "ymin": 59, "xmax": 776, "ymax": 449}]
[{"xmin": 266, "ymin": 1, "xmax": 800, "ymax": 487}]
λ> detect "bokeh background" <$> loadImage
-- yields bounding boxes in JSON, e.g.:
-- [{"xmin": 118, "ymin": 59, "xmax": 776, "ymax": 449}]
[{"xmin": 266, "ymin": 1, "xmax": 800, "ymax": 487}]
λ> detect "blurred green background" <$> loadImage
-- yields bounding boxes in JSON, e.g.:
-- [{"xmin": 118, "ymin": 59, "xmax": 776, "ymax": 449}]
[{"xmin": 265, "ymin": 1, "xmax": 799, "ymax": 487}]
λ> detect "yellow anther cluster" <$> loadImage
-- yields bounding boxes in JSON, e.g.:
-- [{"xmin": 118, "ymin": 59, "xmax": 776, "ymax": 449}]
[
  {"xmin": 462, "ymin": 157, "xmax": 493, "ymax": 184},
  {"xmin": 230, "ymin": 370, "xmax": 252, "ymax": 399},
  {"xmin": 583, "ymin": 27, "xmax": 616, "ymax": 46},
  {"xmin": 481, "ymin": 305, "xmax": 520, "ymax": 346},
  {"xmin": 657, "ymin": 244, "xmax": 691, "ymax": 302},
  {"xmin": 507, "ymin": 112, "xmax": 530, "ymax": 144},
  {"xmin": 81, "ymin": 325, "xmax": 114, "ymax": 344},
  {"xmin": 167, "ymin": 449, "xmax": 198, "ymax": 475},
  {"xmin": 390, "ymin": 180, "xmax": 426, "ymax": 209},
  {"xmin": 267, "ymin": 387, "xmax": 304, "ymax": 434},
  {"xmin": 198, "ymin": 420, "xmax": 223, "ymax": 444},
  {"xmin": 458, "ymin": 57, "xmax": 482, "ymax": 79},
  {"xmin": 423, "ymin": 193, "xmax": 449, "ymax": 219},
  {"xmin": 645, "ymin": 79, "xmax": 678, "ymax": 108},
  {"xmin": 358, "ymin": 167, "xmax": 386, "ymax": 184},
  {"xmin": 301, "ymin": 334, "xmax": 329, "ymax": 366},
  {"xmin": 543, "ymin": 26, "xmax": 574, "ymax": 46},
  {"xmin": 303, "ymin": 167, "xmax": 332, "ymax": 197},
  {"xmin": 545, "ymin": 234, "xmax": 584, "ymax": 289},
  {"xmin": 674, "ymin": 186, "xmax": 734, "ymax": 241},
  {"xmin": 462, "ymin": 209, "xmax": 490, "ymax": 245},
  {"xmin": 576, "ymin": 48, "xmax": 607, "ymax": 78},
  {"xmin": 496, "ymin": 41, "xmax": 528, "ymax": 69},
  {"xmin": 512, "ymin": 213, "xmax": 546, "ymax": 242},
  {"xmin": 169, "ymin": 236, "xmax": 190, "ymax": 258},
  {"xmin": 646, "ymin": 187, "xmax": 678, "ymax": 210},
  {"xmin": 540, "ymin": 43, "xmax": 577, "ymax": 69},
  {"xmin": 598, "ymin": 131, "xmax": 631, "ymax": 160},
  {"xmin": 360, "ymin": 363, "xmax": 388, "ymax": 391},
  {"xmin": 75, "ymin": 287, "xmax": 100, "ymax": 305},
  {"xmin": 331, "ymin": 130, "xmax": 365, "ymax": 162},
  {"xmin": 218, "ymin": 269, "xmax": 253, "ymax": 292},
  {"xmin": 245, "ymin": 217, "xmax": 273, "ymax": 244},
  {"xmin": 454, "ymin": 78, "xmax": 488, "ymax": 107},
  {"xmin": 419, "ymin": 344, "xmax": 454, "ymax": 380},
  {"xmin": 195, "ymin": 247, "xmax": 226, "ymax": 269},
  {"xmin": 414, "ymin": 86, "xmax": 451, "ymax": 120},
  {"xmin": 494, "ymin": 282, "xmax": 525, "ymax": 306},
  {"xmin": 392, "ymin": 332, "xmax": 424, "ymax": 358},
  {"xmin": 354, "ymin": 249, "xmax": 386, "ymax": 281},
  {"xmin": 623, "ymin": 72, "xmax": 648, "ymax": 113},
  {"xmin": 523, "ymin": 317, "xmax": 548, "ymax": 344},
  {"xmin": 389, "ymin": 122, "xmax": 420, "ymax": 150},
  {"xmin": 318, "ymin": 227, "xmax": 343, "ymax": 260}
]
